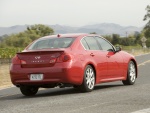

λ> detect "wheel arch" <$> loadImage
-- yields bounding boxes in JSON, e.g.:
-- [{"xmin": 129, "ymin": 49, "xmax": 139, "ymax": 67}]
[
  {"xmin": 86, "ymin": 63, "xmax": 97, "ymax": 84},
  {"xmin": 130, "ymin": 59, "xmax": 138, "ymax": 78}
]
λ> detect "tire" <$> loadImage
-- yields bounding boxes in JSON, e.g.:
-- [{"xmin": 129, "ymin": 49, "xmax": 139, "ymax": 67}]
[
  {"xmin": 122, "ymin": 61, "xmax": 136, "ymax": 85},
  {"xmin": 20, "ymin": 86, "xmax": 39, "ymax": 96},
  {"xmin": 73, "ymin": 85, "xmax": 79, "ymax": 89},
  {"xmin": 79, "ymin": 65, "xmax": 95, "ymax": 92}
]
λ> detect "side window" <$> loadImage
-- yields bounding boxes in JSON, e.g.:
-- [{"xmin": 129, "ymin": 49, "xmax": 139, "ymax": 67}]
[
  {"xmin": 95, "ymin": 37, "xmax": 114, "ymax": 51},
  {"xmin": 81, "ymin": 39, "xmax": 89, "ymax": 50},
  {"xmin": 84, "ymin": 37, "xmax": 100, "ymax": 50}
]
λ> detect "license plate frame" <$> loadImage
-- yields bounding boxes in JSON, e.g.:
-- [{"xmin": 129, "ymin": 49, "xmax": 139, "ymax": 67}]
[{"xmin": 30, "ymin": 74, "xmax": 43, "ymax": 81}]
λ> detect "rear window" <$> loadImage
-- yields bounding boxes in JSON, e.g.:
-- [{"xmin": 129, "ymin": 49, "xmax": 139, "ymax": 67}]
[{"xmin": 28, "ymin": 37, "xmax": 75, "ymax": 50}]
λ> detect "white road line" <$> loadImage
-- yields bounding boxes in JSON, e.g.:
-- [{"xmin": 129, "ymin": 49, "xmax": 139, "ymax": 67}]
[
  {"xmin": 0, "ymin": 85, "xmax": 14, "ymax": 91},
  {"xmin": 137, "ymin": 60, "xmax": 150, "ymax": 67},
  {"xmin": 68, "ymin": 104, "xmax": 99, "ymax": 113},
  {"xmin": 135, "ymin": 52, "xmax": 150, "ymax": 57},
  {"xmin": 131, "ymin": 108, "xmax": 150, "ymax": 113},
  {"xmin": 0, "ymin": 94, "xmax": 16, "ymax": 98},
  {"xmin": 0, "ymin": 88, "xmax": 47, "ymax": 98},
  {"xmin": 0, "ymin": 58, "xmax": 150, "ymax": 91}
]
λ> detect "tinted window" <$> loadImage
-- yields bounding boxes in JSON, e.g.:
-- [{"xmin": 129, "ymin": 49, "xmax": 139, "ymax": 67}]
[
  {"xmin": 95, "ymin": 37, "xmax": 114, "ymax": 51},
  {"xmin": 81, "ymin": 39, "xmax": 89, "ymax": 50},
  {"xmin": 84, "ymin": 37, "xmax": 100, "ymax": 50},
  {"xmin": 28, "ymin": 37, "xmax": 75, "ymax": 50}
]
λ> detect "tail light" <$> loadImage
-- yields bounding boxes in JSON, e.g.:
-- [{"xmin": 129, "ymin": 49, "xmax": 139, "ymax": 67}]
[
  {"xmin": 21, "ymin": 60, "xmax": 26, "ymax": 64},
  {"xmin": 12, "ymin": 55, "xmax": 26, "ymax": 64},
  {"xmin": 49, "ymin": 58, "xmax": 57, "ymax": 64},
  {"xmin": 12, "ymin": 55, "xmax": 21, "ymax": 64},
  {"xmin": 56, "ymin": 54, "xmax": 72, "ymax": 62}
]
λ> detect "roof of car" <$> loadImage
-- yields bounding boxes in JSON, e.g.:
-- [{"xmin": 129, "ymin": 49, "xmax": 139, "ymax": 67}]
[{"xmin": 41, "ymin": 33, "xmax": 89, "ymax": 39}]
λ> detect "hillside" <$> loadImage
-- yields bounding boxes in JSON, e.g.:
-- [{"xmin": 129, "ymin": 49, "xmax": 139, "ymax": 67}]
[{"xmin": 0, "ymin": 23, "xmax": 142, "ymax": 37}]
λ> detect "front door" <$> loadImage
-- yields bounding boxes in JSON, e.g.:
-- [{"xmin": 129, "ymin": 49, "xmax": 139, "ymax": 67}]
[
  {"xmin": 95, "ymin": 36, "xmax": 124, "ymax": 79},
  {"xmin": 106, "ymin": 51, "xmax": 123, "ymax": 78}
]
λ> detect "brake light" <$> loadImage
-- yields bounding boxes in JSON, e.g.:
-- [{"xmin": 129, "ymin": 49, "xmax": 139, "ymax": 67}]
[
  {"xmin": 57, "ymin": 34, "xmax": 60, "ymax": 37},
  {"xmin": 12, "ymin": 55, "xmax": 21, "ymax": 64},
  {"xmin": 57, "ymin": 54, "xmax": 72, "ymax": 62},
  {"xmin": 63, "ymin": 55, "xmax": 72, "ymax": 62},
  {"xmin": 21, "ymin": 60, "xmax": 26, "ymax": 64},
  {"xmin": 49, "ymin": 58, "xmax": 56, "ymax": 63}
]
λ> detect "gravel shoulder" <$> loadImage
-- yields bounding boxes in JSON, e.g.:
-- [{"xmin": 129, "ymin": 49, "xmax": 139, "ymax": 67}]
[
  {"xmin": 0, "ymin": 52, "xmax": 150, "ymax": 89},
  {"xmin": 0, "ymin": 64, "xmax": 12, "ymax": 89}
]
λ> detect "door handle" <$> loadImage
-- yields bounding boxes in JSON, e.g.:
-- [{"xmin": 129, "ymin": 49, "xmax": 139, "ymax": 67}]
[
  {"xmin": 106, "ymin": 55, "xmax": 110, "ymax": 58},
  {"xmin": 90, "ymin": 53, "xmax": 95, "ymax": 57}
]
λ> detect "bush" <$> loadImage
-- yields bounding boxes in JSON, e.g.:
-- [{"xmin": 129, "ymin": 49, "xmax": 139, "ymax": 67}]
[{"xmin": 0, "ymin": 48, "xmax": 23, "ymax": 58}]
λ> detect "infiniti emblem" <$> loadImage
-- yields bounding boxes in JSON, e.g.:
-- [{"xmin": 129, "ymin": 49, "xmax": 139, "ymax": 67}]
[{"xmin": 35, "ymin": 56, "xmax": 41, "ymax": 59}]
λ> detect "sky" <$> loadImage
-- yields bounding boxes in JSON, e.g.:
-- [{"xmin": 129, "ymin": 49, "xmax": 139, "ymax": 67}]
[{"xmin": 0, "ymin": 0, "xmax": 149, "ymax": 27}]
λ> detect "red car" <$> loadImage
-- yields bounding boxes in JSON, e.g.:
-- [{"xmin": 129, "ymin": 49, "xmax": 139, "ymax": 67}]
[{"xmin": 10, "ymin": 33, "xmax": 137, "ymax": 96}]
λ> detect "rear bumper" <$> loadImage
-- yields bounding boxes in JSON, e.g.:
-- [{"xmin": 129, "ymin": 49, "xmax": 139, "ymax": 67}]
[{"xmin": 10, "ymin": 63, "xmax": 84, "ymax": 86}]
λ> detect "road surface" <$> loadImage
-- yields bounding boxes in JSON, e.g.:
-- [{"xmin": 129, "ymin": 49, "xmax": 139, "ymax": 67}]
[{"xmin": 0, "ymin": 53, "xmax": 150, "ymax": 113}]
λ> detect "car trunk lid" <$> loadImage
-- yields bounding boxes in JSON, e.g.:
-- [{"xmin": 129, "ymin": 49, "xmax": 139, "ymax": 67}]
[{"xmin": 17, "ymin": 50, "xmax": 64, "ymax": 68}]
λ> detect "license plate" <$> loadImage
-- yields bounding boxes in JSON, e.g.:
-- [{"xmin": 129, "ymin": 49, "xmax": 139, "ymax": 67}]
[{"xmin": 30, "ymin": 74, "xmax": 43, "ymax": 81}]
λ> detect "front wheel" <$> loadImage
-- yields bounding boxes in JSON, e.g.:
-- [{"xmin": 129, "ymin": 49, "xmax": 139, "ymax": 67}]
[
  {"xmin": 122, "ymin": 61, "xmax": 136, "ymax": 85},
  {"xmin": 79, "ymin": 65, "xmax": 95, "ymax": 92},
  {"xmin": 20, "ymin": 86, "xmax": 39, "ymax": 96}
]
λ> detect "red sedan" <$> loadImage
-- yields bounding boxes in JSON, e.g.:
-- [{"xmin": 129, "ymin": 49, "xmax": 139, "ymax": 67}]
[{"xmin": 10, "ymin": 33, "xmax": 137, "ymax": 96}]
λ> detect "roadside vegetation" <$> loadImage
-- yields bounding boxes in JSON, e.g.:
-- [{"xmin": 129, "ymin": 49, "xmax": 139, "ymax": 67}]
[
  {"xmin": 0, "ymin": 4, "xmax": 150, "ymax": 88},
  {"xmin": 0, "ymin": 64, "xmax": 11, "ymax": 89},
  {"xmin": 0, "ymin": 5, "xmax": 150, "ymax": 58}
]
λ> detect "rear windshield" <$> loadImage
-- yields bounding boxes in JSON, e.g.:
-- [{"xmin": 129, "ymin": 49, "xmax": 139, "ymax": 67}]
[{"xmin": 28, "ymin": 37, "xmax": 75, "ymax": 50}]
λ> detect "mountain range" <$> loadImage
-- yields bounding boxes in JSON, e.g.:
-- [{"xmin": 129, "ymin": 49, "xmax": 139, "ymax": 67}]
[{"xmin": 0, "ymin": 23, "xmax": 142, "ymax": 37}]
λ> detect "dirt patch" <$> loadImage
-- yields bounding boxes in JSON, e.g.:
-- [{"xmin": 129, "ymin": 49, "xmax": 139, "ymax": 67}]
[
  {"xmin": 124, "ymin": 49, "xmax": 150, "ymax": 56},
  {"xmin": 0, "ymin": 52, "xmax": 149, "ymax": 89},
  {"xmin": 0, "ymin": 64, "xmax": 13, "ymax": 89}
]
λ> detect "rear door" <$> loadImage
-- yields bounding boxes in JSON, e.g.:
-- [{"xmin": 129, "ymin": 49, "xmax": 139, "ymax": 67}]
[{"xmin": 81, "ymin": 36, "xmax": 108, "ymax": 82}]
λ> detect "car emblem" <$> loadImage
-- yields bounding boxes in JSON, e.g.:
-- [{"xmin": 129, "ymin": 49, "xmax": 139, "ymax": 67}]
[{"xmin": 35, "ymin": 56, "xmax": 41, "ymax": 59}]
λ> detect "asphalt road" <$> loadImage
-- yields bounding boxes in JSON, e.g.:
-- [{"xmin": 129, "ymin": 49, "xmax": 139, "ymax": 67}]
[{"xmin": 0, "ymin": 53, "xmax": 150, "ymax": 113}]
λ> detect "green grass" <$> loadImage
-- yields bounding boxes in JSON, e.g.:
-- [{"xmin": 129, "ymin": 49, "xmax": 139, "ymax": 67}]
[
  {"xmin": 0, "ymin": 48, "xmax": 24, "ymax": 58},
  {"xmin": 121, "ymin": 46, "xmax": 150, "ymax": 56}
]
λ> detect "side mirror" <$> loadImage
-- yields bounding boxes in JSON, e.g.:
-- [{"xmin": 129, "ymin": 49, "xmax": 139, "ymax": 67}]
[{"xmin": 115, "ymin": 46, "xmax": 121, "ymax": 52}]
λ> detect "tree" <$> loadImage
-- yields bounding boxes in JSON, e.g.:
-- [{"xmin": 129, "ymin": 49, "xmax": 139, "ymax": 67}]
[
  {"xmin": 0, "ymin": 24, "xmax": 54, "ymax": 48},
  {"xmin": 0, "ymin": 34, "xmax": 9, "ymax": 41},
  {"xmin": 146, "ymin": 38, "xmax": 150, "ymax": 47},
  {"xmin": 143, "ymin": 5, "xmax": 150, "ymax": 38},
  {"xmin": 90, "ymin": 32, "xmax": 97, "ymax": 34},
  {"xmin": 26, "ymin": 24, "xmax": 54, "ymax": 38},
  {"xmin": 111, "ymin": 34, "xmax": 120, "ymax": 45},
  {"xmin": 103, "ymin": 35, "xmax": 112, "ymax": 43},
  {"xmin": 134, "ymin": 32, "xmax": 141, "ymax": 45}
]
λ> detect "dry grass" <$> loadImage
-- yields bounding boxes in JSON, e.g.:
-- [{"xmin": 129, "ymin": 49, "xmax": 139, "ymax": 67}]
[
  {"xmin": 0, "ymin": 50, "xmax": 149, "ymax": 89},
  {"xmin": 123, "ymin": 48, "xmax": 150, "ymax": 56},
  {"xmin": 0, "ymin": 64, "xmax": 12, "ymax": 89}
]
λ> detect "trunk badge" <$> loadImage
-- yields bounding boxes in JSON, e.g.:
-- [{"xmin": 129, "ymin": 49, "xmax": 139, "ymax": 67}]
[{"xmin": 35, "ymin": 56, "xmax": 41, "ymax": 59}]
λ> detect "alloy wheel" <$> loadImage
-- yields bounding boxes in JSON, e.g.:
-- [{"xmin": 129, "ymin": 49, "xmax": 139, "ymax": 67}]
[
  {"xmin": 85, "ymin": 67, "xmax": 95, "ymax": 90},
  {"xmin": 129, "ymin": 62, "xmax": 136, "ymax": 83}
]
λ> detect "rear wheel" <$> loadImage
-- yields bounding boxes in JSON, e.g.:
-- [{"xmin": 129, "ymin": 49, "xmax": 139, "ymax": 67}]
[
  {"xmin": 79, "ymin": 65, "xmax": 95, "ymax": 92},
  {"xmin": 20, "ymin": 86, "xmax": 39, "ymax": 96},
  {"xmin": 122, "ymin": 61, "xmax": 136, "ymax": 85}
]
